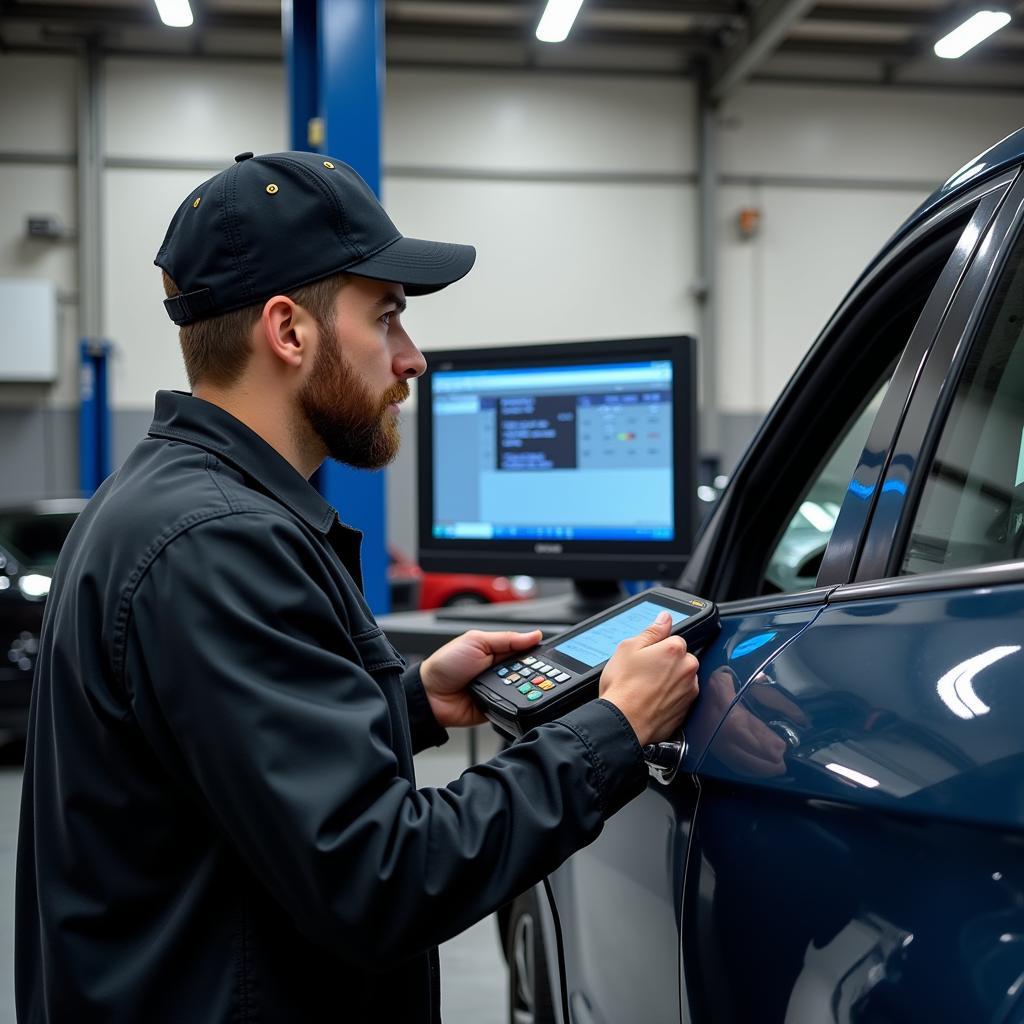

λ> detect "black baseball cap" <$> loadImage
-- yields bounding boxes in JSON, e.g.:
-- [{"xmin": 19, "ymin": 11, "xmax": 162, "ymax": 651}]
[{"xmin": 155, "ymin": 150, "xmax": 476, "ymax": 326}]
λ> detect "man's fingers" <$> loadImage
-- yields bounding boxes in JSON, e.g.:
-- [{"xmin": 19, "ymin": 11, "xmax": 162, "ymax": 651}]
[
  {"xmin": 635, "ymin": 610, "xmax": 673, "ymax": 647},
  {"xmin": 473, "ymin": 628, "xmax": 542, "ymax": 657}
]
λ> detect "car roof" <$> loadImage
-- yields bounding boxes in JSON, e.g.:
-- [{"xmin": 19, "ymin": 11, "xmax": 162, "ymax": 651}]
[{"xmin": 909, "ymin": 126, "xmax": 1024, "ymax": 229}]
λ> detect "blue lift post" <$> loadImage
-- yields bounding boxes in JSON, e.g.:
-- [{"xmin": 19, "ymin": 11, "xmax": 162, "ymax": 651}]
[
  {"xmin": 283, "ymin": 0, "xmax": 390, "ymax": 614},
  {"xmin": 79, "ymin": 339, "xmax": 111, "ymax": 496}
]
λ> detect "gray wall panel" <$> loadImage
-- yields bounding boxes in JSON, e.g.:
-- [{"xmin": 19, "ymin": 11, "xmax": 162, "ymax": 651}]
[
  {"xmin": 0, "ymin": 407, "xmax": 77, "ymax": 503},
  {"xmin": 719, "ymin": 411, "xmax": 765, "ymax": 477},
  {"xmin": 113, "ymin": 407, "xmax": 153, "ymax": 468}
]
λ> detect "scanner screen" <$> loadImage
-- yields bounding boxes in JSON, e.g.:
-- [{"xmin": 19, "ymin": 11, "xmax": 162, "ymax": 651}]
[{"xmin": 554, "ymin": 601, "xmax": 690, "ymax": 668}]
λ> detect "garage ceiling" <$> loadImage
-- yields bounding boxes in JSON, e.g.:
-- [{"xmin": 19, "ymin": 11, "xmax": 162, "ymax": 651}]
[{"xmin": 2, "ymin": 0, "xmax": 1023, "ymax": 94}]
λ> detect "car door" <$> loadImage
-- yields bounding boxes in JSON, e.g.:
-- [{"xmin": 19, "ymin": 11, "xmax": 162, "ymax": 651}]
[
  {"xmin": 538, "ymin": 170, "xmax": 1019, "ymax": 1024},
  {"xmin": 683, "ymin": 168, "xmax": 1024, "ymax": 1024}
]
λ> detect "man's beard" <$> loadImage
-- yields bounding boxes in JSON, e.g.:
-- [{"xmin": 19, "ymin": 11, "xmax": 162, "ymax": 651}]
[{"xmin": 299, "ymin": 326, "xmax": 409, "ymax": 470}]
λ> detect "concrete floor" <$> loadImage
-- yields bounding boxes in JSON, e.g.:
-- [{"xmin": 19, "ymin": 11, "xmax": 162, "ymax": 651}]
[
  {"xmin": 0, "ymin": 757, "xmax": 17, "ymax": 1024},
  {"xmin": 418, "ymin": 727, "xmax": 510, "ymax": 1024},
  {"xmin": 0, "ymin": 728, "xmax": 508, "ymax": 1024}
]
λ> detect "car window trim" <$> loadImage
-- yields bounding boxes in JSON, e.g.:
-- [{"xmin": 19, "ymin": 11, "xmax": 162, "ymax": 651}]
[
  {"xmin": 830, "ymin": 559, "xmax": 1024, "ymax": 603},
  {"xmin": 853, "ymin": 166, "xmax": 1024, "ymax": 582},
  {"xmin": 718, "ymin": 585, "xmax": 838, "ymax": 618},
  {"xmin": 817, "ymin": 172, "xmax": 1017, "ymax": 588}
]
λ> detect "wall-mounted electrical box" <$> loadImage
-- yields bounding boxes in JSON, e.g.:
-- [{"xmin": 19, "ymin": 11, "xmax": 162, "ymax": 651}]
[{"xmin": 0, "ymin": 279, "xmax": 58, "ymax": 382}]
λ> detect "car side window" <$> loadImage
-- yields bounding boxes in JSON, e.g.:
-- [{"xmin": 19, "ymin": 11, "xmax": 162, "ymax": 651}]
[
  {"xmin": 763, "ymin": 378, "xmax": 889, "ymax": 593},
  {"xmin": 902, "ymin": 227, "xmax": 1024, "ymax": 575}
]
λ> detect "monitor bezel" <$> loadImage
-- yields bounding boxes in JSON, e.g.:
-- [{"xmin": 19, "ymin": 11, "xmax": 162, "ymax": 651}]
[{"xmin": 416, "ymin": 335, "xmax": 697, "ymax": 581}]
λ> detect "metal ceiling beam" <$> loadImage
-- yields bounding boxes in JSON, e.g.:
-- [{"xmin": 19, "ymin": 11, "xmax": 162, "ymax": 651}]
[
  {"xmin": 710, "ymin": 0, "xmax": 819, "ymax": 100},
  {"xmin": 804, "ymin": 6, "xmax": 935, "ymax": 27},
  {"xmin": 382, "ymin": 19, "xmax": 718, "ymax": 49},
  {"xmin": 0, "ymin": 0, "xmax": 279, "ymax": 33},
  {"xmin": 387, "ymin": 0, "xmax": 743, "ymax": 13},
  {"xmin": 587, "ymin": 0, "xmax": 743, "ymax": 11},
  {"xmin": 5, "ymin": 0, "xmax": 1021, "ymax": 68},
  {"xmin": 780, "ymin": 37, "xmax": 1024, "ymax": 63}
]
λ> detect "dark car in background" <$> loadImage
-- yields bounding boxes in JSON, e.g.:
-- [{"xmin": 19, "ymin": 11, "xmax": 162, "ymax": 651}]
[
  {"xmin": 0, "ymin": 500, "xmax": 81, "ymax": 737},
  {"xmin": 508, "ymin": 129, "xmax": 1024, "ymax": 1024}
]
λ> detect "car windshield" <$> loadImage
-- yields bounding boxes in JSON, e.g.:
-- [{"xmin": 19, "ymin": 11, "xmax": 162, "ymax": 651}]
[{"xmin": 0, "ymin": 512, "xmax": 77, "ymax": 571}]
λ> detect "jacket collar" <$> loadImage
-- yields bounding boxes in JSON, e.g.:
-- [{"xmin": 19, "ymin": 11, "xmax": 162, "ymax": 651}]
[{"xmin": 148, "ymin": 390, "xmax": 340, "ymax": 535}]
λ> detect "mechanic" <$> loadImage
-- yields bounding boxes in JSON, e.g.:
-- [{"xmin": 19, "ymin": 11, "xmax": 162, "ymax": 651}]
[{"xmin": 16, "ymin": 151, "xmax": 700, "ymax": 1023}]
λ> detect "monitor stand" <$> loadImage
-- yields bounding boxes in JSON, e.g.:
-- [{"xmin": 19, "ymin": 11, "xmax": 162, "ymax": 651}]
[{"xmin": 434, "ymin": 579, "xmax": 629, "ymax": 627}]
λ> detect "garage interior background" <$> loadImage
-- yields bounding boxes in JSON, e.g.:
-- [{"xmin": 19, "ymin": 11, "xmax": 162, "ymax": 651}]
[
  {"xmin": 2, "ymin": 2, "xmax": 1024, "ymax": 1021},
  {"xmin": 2, "ymin": 1, "xmax": 1023, "ymax": 561}
]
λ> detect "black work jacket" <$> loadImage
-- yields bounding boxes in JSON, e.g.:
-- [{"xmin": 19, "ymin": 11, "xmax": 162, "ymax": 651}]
[{"xmin": 16, "ymin": 390, "xmax": 648, "ymax": 1023}]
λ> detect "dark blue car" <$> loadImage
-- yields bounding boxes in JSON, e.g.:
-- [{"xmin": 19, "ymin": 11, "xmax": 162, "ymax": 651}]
[{"xmin": 507, "ymin": 128, "xmax": 1024, "ymax": 1024}]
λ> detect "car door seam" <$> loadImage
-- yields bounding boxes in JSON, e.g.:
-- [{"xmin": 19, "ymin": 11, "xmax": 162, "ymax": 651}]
[{"xmin": 690, "ymin": 603, "xmax": 831, "ymax": 776}]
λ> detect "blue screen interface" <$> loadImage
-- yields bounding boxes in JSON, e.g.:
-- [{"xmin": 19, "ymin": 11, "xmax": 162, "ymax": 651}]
[
  {"xmin": 431, "ymin": 360, "xmax": 675, "ymax": 542},
  {"xmin": 554, "ymin": 601, "xmax": 691, "ymax": 668}
]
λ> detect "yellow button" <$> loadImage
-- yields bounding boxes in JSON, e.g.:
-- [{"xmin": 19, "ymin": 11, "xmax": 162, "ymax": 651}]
[
  {"xmin": 538, "ymin": 680, "xmax": 555, "ymax": 690},
  {"xmin": 266, "ymin": 183, "xmax": 279, "ymax": 195},
  {"xmin": 323, "ymin": 160, "xmax": 335, "ymax": 169},
  {"xmin": 192, "ymin": 197, "xmax": 201, "ymax": 208}
]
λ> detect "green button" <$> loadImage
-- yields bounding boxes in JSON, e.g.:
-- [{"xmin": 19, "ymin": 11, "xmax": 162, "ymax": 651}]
[
  {"xmin": 527, "ymin": 690, "xmax": 543, "ymax": 701},
  {"xmin": 518, "ymin": 683, "xmax": 532, "ymax": 694}
]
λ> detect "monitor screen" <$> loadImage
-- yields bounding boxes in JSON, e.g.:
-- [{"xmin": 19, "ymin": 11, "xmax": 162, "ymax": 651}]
[{"xmin": 417, "ymin": 336, "xmax": 696, "ymax": 583}]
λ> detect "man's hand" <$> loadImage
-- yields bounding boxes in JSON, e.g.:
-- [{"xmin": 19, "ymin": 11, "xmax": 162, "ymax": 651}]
[
  {"xmin": 599, "ymin": 611, "xmax": 700, "ymax": 746},
  {"xmin": 419, "ymin": 628, "xmax": 543, "ymax": 729}
]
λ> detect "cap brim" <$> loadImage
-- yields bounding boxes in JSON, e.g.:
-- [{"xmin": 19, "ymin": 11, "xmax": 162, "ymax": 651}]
[{"xmin": 345, "ymin": 236, "xmax": 476, "ymax": 296}]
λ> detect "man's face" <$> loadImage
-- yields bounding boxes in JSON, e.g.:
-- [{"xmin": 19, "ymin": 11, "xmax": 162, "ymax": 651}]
[{"xmin": 298, "ymin": 276, "xmax": 423, "ymax": 469}]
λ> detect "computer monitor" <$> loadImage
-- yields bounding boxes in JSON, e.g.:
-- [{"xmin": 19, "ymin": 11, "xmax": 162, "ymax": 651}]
[{"xmin": 416, "ymin": 336, "xmax": 697, "ymax": 624}]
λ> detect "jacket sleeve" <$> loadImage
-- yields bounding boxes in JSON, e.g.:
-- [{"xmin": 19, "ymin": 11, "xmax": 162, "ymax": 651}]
[
  {"xmin": 125, "ymin": 511, "xmax": 648, "ymax": 968},
  {"xmin": 400, "ymin": 661, "xmax": 449, "ymax": 754}
]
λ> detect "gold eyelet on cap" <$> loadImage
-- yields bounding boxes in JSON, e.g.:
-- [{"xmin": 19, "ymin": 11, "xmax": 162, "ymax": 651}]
[
  {"xmin": 323, "ymin": 161, "xmax": 335, "ymax": 169},
  {"xmin": 193, "ymin": 197, "xmax": 201, "ymax": 208},
  {"xmin": 266, "ymin": 183, "xmax": 279, "ymax": 194}
]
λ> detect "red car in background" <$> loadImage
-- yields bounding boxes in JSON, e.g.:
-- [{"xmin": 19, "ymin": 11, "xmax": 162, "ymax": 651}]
[{"xmin": 388, "ymin": 547, "xmax": 537, "ymax": 611}]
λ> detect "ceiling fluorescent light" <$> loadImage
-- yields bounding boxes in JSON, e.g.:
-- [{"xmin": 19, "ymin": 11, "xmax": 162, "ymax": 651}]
[
  {"xmin": 154, "ymin": 0, "xmax": 193, "ymax": 28},
  {"xmin": 934, "ymin": 10, "xmax": 1011, "ymax": 58},
  {"xmin": 536, "ymin": 0, "xmax": 585, "ymax": 43}
]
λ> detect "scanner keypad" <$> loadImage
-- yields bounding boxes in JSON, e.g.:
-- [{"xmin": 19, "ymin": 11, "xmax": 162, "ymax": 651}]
[{"xmin": 490, "ymin": 656, "xmax": 575, "ymax": 703}]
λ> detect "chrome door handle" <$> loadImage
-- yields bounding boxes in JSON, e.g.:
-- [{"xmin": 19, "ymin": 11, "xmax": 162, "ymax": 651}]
[
  {"xmin": 642, "ymin": 734, "xmax": 688, "ymax": 786},
  {"xmin": 768, "ymin": 720, "xmax": 801, "ymax": 749}
]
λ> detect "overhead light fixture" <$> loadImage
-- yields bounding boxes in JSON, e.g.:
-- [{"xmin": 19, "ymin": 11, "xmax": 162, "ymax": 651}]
[
  {"xmin": 536, "ymin": 0, "xmax": 585, "ymax": 43},
  {"xmin": 934, "ymin": 10, "xmax": 1011, "ymax": 59},
  {"xmin": 154, "ymin": 0, "xmax": 194, "ymax": 28}
]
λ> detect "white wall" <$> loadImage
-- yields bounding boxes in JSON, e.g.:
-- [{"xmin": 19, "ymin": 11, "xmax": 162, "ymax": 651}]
[
  {"xmin": 714, "ymin": 82, "xmax": 1024, "ymax": 413},
  {"xmin": 384, "ymin": 70, "xmax": 696, "ymax": 175},
  {"xmin": 0, "ymin": 54, "xmax": 77, "ymax": 155}
]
